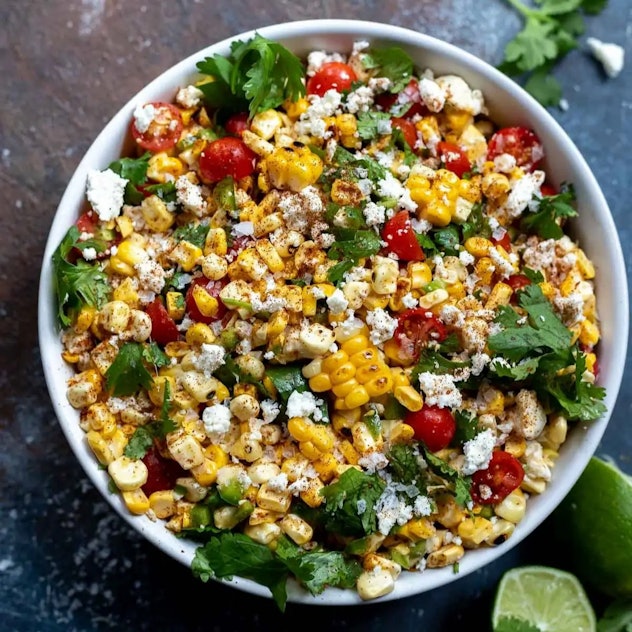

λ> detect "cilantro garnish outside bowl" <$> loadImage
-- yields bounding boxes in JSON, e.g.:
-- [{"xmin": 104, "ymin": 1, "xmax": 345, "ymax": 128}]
[{"xmin": 38, "ymin": 19, "xmax": 628, "ymax": 607}]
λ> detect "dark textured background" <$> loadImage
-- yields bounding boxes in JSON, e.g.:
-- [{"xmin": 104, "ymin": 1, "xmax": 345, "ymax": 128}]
[{"xmin": 1, "ymin": 1, "xmax": 630, "ymax": 630}]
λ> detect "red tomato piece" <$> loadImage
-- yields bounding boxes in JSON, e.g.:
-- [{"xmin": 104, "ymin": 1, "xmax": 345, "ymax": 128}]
[
  {"xmin": 437, "ymin": 141, "xmax": 471, "ymax": 178},
  {"xmin": 198, "ymin": 137, "xmax": 257, "ymax": 183},
  {"xmin": 225, "ymin": 112, "xmax": 250, "ymax": 137},
  {"xmin": 471, "ymin": 451, "xmax": 525, "ymax": 505},
  {"xmin": 487, "ymin": 126, "xmax": 544, "ymax": 172},
  {"xmin": 75, "ymin": 212, "xmax": 98, "ymax": 234},
  {"xmin": 375, "ymin": 78, "xmax": 428, "ymax": 118},
  {"xmin": 491, "ymin": 230, "xmax": 511, "ymax": 252},
  {"xmin": 306, "ymin": 62, "xmax": 357, "ymax": 97},
  {"xmin": 185, "ymin": 276, "xmax": 227, "ymax": 324},
  {"xmin": 393, "ymin": 308, "xmax": 447, "ymax": 364},
  {"xmin": 405, "ymin": 404, "xmax": 456, "ymax": 452},
  {"xmin": 131, "ymin": 102, "xmax": 183, "ymax": 152},
  {"xmin": 391, "ymin": 117, "xmax": 418, "ymax": 150},
  {"xmin": 142, "ymin": 447, "xmax": 187, "ymax": 496},
  {"xmin": 382, "ymin": 211, "xmax": 425, "ymax": 262},
  {"xmin": 540, "ymin": 183, "xmax": 557, "ymax": 197},
  {"xmin": 145, "ymin": 298, "xmax": 180, "ymax": 345},
  {"xmin": 506, "ymin": 274, "xmax": 532, "ymax": 292}
]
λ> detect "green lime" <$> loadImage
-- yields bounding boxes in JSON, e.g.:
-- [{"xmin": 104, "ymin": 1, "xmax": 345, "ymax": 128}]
[
  {"xmin": 492, "ymin": 565, "xmax": 596, "ymax": 632},
  {"xmin": 553, "ymin": 456, "xmax": 632, "ymax": 598}
]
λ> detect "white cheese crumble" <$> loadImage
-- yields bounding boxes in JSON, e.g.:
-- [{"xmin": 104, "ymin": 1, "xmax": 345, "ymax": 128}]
[
  {"xmin": 260, "ymin": 399, "xmax": 281, "ymax": 424},
  {"xmin": 365, "ymin": 308, "xmax": 398, "ymax": 345},
  {"xmin": 418, "ymin": 77, "xmax": 445, "ymax": 112},
  {"xmin": 417, "ymin": 372, "xmax": 462, "ymax": 408},
  {"xmin": 499, "ymin": 171, "xmax": 545, "ymax": 219},
  {"xmin": 202, "ymin": 403, "xmax": 232, "ymax": 437},
  {"xmin": 401, "ymin": 292, "xmax": 419, "ymax": 309},
  {"xmin": 86, "ymin": 168, "xmax": 128, "ymax": 221},
  {"xmin": 461, "ymin": 428, "xmax": 496, "ymax": 475},
  {"xmin": 363, "ymin": 201, "xmax": 387, "ymax": 226},
  {"xmin": 175, "ymin": 85, "xmax": 204, "ymax": 109},
  {"xmin": 326, "ymin": 288, "xmax": 349, "ymax": 315},
  {"xmin": 286, "ymin": 390, "xmax": 324, "ymax": 422},
  {"xmin": 132, "ymin": 103, "xmax": 156, "ymax": 133},
  {"xmin": 375, "ymin": 484, "xmax": 414, "ymax": 536},
  {"xmin": 586, "ymin": 37, "xmax": 625, "ymax": 78},
  {"xmin": 175, "ymin": 175, "xmax": 207, "ymax": 216},
  {"xmin": 81, "ymin": 247, "xmax": 97, "ymax": 261},
  {"xmin": 193, "ymin": 343, "xmax": 226, "ymax": 377}
]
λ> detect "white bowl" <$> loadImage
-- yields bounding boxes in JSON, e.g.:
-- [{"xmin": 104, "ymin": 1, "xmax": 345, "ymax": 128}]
[{"xmin": 38, "ymin": 19, "xmax": 629, "ymax": 605}]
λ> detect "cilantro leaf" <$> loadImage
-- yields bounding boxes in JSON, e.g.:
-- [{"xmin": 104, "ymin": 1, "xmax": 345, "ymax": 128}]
[
  {"xmin": 461, "ymin": 203, "xmax": 492, "ymax": 241},
  {"xmin": 196, "ymin": 34, "xmax": 306, "ymax": 118},
  {"xmin": 362, "ymin": 46, "xmax": 414, "ymax": 92},
  {"xmin": 328, "ymin": 228, "xmax": 382, "ymax": 262},
  {"xmin": 524, "ymin": 66, "xmax": 564, "ymax": 107},
  {"xmin": 105, "ymin": 342, "xmax": 154, "ymax": 397},
  {"xmin": 504, "ymin": 17, "xmax": 559, "ymax": 73},
  {"xmin": 108, "ymin": 152, "xmax": 151, "ymax": 205},
  {"xmin": 356, "ymin": 111, "xmax": 392, "ymax": 140},
  {"xmin": 320, "ymin": 468, "xmax": 386, "ymax": 537},
  {"xmin": 387, "ymin": 443, "xmax": 427, "ymax": 486},
  {"xmin": 52, "ymin": 225, "xmax": 111, "ymax": 328},
  {"xmin": 453, "ymin": 410, "xmax": 480, "ymax": 445},
  {"xmin": 142, "ymin": 341, "xmax": 171, "ymax": 368},
  {"xmin": 520, "ymin": 183, "xmax": 578, "ymax": 239},
  {"xmin": 495, "ymin": 616, "xmax": 542, "ymax": 632},
  {"xmin": 423, "ymin": 448, "xmax": 472, "ymax": 507},
  {"xmin": 172, "ymin": 222, "xmax": 210, "ymax": 249},
  {"xmin": 327, "ymin": 259, "xmax": 355, "ymax": 285},
  {"xmin": 597, "ymin": 597, "xmax": 632, "ymax": 632}
]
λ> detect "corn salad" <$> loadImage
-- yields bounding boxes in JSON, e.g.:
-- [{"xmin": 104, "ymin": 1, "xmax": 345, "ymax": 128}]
[{"xmin": 53, "ymin": 36, "xmax": 605, "ymax": 607}]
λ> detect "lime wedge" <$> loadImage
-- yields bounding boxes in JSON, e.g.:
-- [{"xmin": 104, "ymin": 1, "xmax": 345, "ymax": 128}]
[{"xmin": 492, "ymin": 565, "xmax": 596, "ymax": 632}]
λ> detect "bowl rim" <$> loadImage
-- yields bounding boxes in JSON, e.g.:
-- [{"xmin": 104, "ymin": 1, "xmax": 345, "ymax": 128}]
[{"xmin": 38, "ymin": 18, "xmax": 629, "ymax": 606}]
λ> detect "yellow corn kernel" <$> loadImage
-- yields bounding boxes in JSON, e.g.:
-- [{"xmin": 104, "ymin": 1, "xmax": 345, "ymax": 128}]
[
  {"xmin": 141, "ymin": 195, "xmax": 175, "ymax": 232},
  {"xmin": 585, "ymin": 353, "xmax": 597, "ymax": 374},
  {"xmin": 205, "ymin": 444, "xmax": 229, "ymax": 469},
  {"xmin": 255, "ymin": 238, "xmax": 284, "ymax": 273},
  {"xmin": 390, "ymin": 367, "xmax": 409, "ymax": 388},
  {"xmin": 339, "ymin": 335, "xmax": 369, "ymax": 357},
  {"xmin": 170, "ymin": 240, "xmax": 203, "ymax": 272},
  {"xmin": 344, "ymin": 386, "xmax": 370, "ymax": 409},
  {"xmin": 457, "ymin": 516, "xmax": 495, "ymax": 548},
  {"xmin": 299, "ymin": 478, "xmax": 325, "ymax": 508},
  {"xmin": 66, "ymin": 369, "xmax": 103, "ymax": 409},
  {"xmin": 504, "ymin": 436, "xmax": 526, "ymax": 458},
  {"xmin": 283, "ymin": 97, "xmax": 308, "ymax": 120},
  {"xmin": 560, "ymin": 269, "xmax": 582, "ymax": 297},
  {"xmin": 464, "ymin": 236, "xmax": 493, "ymax": 258},
  {"xmin": 204, "ymin": 227, "xmax": 228, "ymax": 257},
  {"xmin": 364, "ymin": 374, "xmax": 394, "ymax": 397},
  {"xmin": 149, "ymin": 490, "xmax": 176, "ymax": 519},
  {"xmin": 485, "ymin": 282, "xmax": 513, "ymax": 311},
  {"xmin": 262, "ymin": 145, "xmax": 323, "ymax": 192},
  {"xmin": 301, "ymin": 286, "xmax": 318, "ymax": 317},
  {"xmin": 250, "ymin": 109, "xmax": 284, "ymax": 140},
  {"xmin": 190, "ymin": 458, "xmax": 219, "ymax": 486},
  {"xmin": 280, "ymin": 513, "xmax": 314, "ymax": 545},
  {"xmin": 494, "ymin": 488, "xmax": 526, "ymax": 523},
  {"xmin": 254, "ymin": 212, "xmax": 284, "ymax": 237},
  {"xmin": 426, "ymin": 544, "xmax": 465, "ymax": 568},
  {"xmin": 185, "ymin": 322, "xmax": 215, "ymax": 346},
  {"xmin": 165, "ymin": 291, "xmax": 185, "ymax": 320},
  {"xmin": 257, "ymin": 483, "xmax": 292, "ymax": 513},
  {"xmin": 329, "ymin": 362, "xmax": 356, "ymax": 385},
  {"xmin": 147, "ymin": 153, "xmax": 184, "ymax": 183},
  {"xmin": 434, "ymin": 494, "xmax": 465, "ymax": 529},
  {"xmin": 338, "ymin": 439, "xmax": 360, "ymax": 465},
  {"xmin": 394, "ymin": 385, "xmax": 423, "ymax": 411},
  {"xmin": 331, "ymin": 377, "xmax": 358, "ymax": 398},
  {"xmin": 321, "ymin": 350, "xmax": 350, "ymax": 374},
  {"xmin": 475, "ymin": 257, "xmax": 495, "ymax": 287},
  {"xmin": 115, "ymin": 215, "xmax": 134, "ymax": 238},
  {"xmin": 122, "ymin": 489, "xmax": 150, "ymax": 515},
  {"xmin": 73, "ymin": 306, "xmax": 96, "ymax": 333},
  {"xmin": 575, "ymin": 248, "xmax": 596, "ymax": 279},
  {"xmin": 310, "ymin": 425, "xmax": 335, "ymax": 453},
  {"xmin": 406, "ymin": 518, "xmax": 437, "ymax": 541},
  {"xmin": 86, "ymin": 430, "xmax": 114, "ymax": 466},
  {"xmin": 579, "ymin": 319, "xmax": 600, "ymax": 347},
  {"xmin": 308, "ymin": 373, "xmax": 332, "ymax": 393},
  {"xmin": 479, "ymin": 388, "xmax": 505, "ymax": 416},
  {"xmin": 481, "ymin": 172, "xmax": 511, "ymax": 199},
  {"xmin": 349, "ymin": 348, "xmax": 379, "ymax": 369},
  {"xmin": 388, "ymin": 422, "xmax": 415, "ymax": 444},
  {"xmin": 407, "ymin": 261, "xmax": 433, "ymax": 289},
  {"xmin": 418, "ymin": 288, "xmax": 449, "ymax": 310},
  {"xmin": 112, "ymin": 278, "xmax": 140, "ymax": 308},
  {"xmin": 147, "ymin": 375, "xmax": 176, "ymax": 407},
  {"xmin": 191, "ymin": 285, "xmax": 218, "ymax": 318},
  {"xmin": 287, "ymin": 417, "xmax": 313, "ymax": 443}
]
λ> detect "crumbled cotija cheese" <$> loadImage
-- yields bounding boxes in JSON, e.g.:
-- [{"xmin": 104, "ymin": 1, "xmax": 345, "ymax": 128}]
[{"xmin": 86, "ymin": 169, "xmax": 128, "ymax": 221}]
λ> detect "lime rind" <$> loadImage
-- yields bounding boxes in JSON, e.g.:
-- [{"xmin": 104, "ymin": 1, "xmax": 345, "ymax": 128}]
[{"xmin": 492, "ymin": 565, "xmax": 596, "ymax": 632}]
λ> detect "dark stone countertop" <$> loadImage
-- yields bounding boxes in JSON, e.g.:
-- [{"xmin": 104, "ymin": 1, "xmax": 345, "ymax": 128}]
[{"xmin": 1, "ymin": 1, "xmax": 630, "ymax": 630}]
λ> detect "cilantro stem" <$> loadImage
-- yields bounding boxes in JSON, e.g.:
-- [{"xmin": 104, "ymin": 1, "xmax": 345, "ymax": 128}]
[{"xmin": 505, "ymin": 0, "xmax": 537, "ymax": 19}]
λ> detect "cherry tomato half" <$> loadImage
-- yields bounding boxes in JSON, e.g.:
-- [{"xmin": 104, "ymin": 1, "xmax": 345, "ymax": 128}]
[
  {"xmin": 491, "ymin": 230, "xmax": 511, "ymax": 252},
  {"xmin": 405, "ymin": 404, "xmax": 456, "ymax": 452},
  {"xmin": 185, "ymin": 276, "xmax": 227, "ymax": 324},
  {"xmin": 487, "ymin": 126, "xmax": 544, "ymax": 173},
  {"xmin": 142, "ymin": 447, "xmax": 187, "ymax": 496},
  {"xmin": 75, "ymin": 212, "xmax": 98, "ymax": 234},
  {"xmin": 225, "ymin": 112, "xmax": 250, "ymax": 137},
  {"xmin": 382, "ymin": 211, "xmax": 425, "ymax": 262},
  {"xmin": 471, "ymin": 451, "xmax": 525, "ymax": 505},
  {"xmin": 306, "ymin": 62, "xmax": 357, "ymax": 97},
  {"xmin": 145, "ymin": 298, "xmax": 180, "ymax": 346},
  {"xmin": 393, "ymin": 308, "xmax": 447, "ymax": 364},
  {"xmin": 540, "ymin": 183, "xmax": 557, "ymax": 197},
  {"xmin": 506, "ymin": 274, "xmax": 532, "ymax": 292},
  {"xmin": 374, "ymin": 78, "xmax": 428, "ymax": 119},
  {"xmin": 198, "ymin": 137, "xmax": 257, "ymax": 183},
  {"xmin": 437, "ymin": 141, "xmax": 471, "ymax": 178},
  {"xmin": 131, "ymin": 102, "xmax": 183, "ymax": 152},
  {"xmin": 391, "ymin": 117, "xmax": 418, "ymax": 150}
]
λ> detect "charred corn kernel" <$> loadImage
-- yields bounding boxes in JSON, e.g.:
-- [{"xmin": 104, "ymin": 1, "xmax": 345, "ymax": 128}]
[
  {"xmin": 236, "ymin": 248, "xmax": 267, "ymax": 281},
  {"xmin": 230, "ymin": 433, "xmax": 263, "ymax": 462},
  {"xmin": 111, "ymin": 278, "xmax": 139, "ymax": 308},
  {"xmin": 256, "ymin": 483, "xmax": 292, "ymax": 513},
  {"xmin": 83, "ymin": 403, "xmax": 114, "ymax": 432},
  {"xmin": 122, "ymin": 489, "xmax": 150, "ymax": 515},
  {"xmin": 299, "ymin": 323, "xmax": 336, "ymax": 357},
  {"xmin": 408, "ymin": 261, "xmax": 433, "ymax": 289},
  {"xmin": 495, "ymin": 488, "xmax": 526, "ymax": 523},
  {"xmin": 364, "ymin": 374, "xmax": 394, "ymax": 397},
  {"xmin": 475, "ymin": 257, "xmax": 495, "ymax": 286},
  {"xmin": 458, "ymin": 516, "xmax": 494, "ymax": 548},
  {"xmin": 141, "ymin": 195, "xmax": 175, "ymax": 232},
  {"xmin": 205, "ymin": 444, "xmax": 229, "ymax": 469},
  {"xmin": 200, "ymin": 253, "xmax": 228, "ymax": 281},
  {"xmin": 108, "ymin": 429, "xmax": 128, "ymax": 461},
  {"xmin": 167, "ymin": 434, "xmax": 205, "ymax": 470},
  {"xmin": 108, "ymin": 455, "xmax": 148, "ymax": 491},
  {"xmin": 329, "ymin": 362, "xmax": 356, "ymax": 385},
  {"xmin": 485, "ymin": 518, "xmax": 516, "ymax": 545},
  {"xmin": 426, "ymin": 544, "xmax": 465, "ymax": 568},
  {"xmin": 147, "ymin": 153, "xmax": 184, "ymax": 182},
  {"xmin": 300, "ymin": 478, "xmax": 324, "ymax": 508},
  {"xmin": 185, "ymin": 323, "xmax": 215, "ymax": 346},
  {"xmin": 312, "ymin": 453, "xmax": 338, "ymax": 483},
  {"xmin": 351, "ymin": 421, "xmax": 380, "ymax": 453},
  {"xmin": 253, "ymin": 238, "xmax": 283, "ymax": 274},
  {"xmin": 254, "ymin": 212, "xmax": 284, "ymax": 237},
  {"xmin": 407, "ymin": 517, "xmax": 437, "ymax": 540},
  {"xmin": 190, "ymin": 458, "xmax": 219, "ymax": 486},
  {"xmin": 331, "ymin": 377, "xmax": 358, "ymax": 398},
  {"xmin": 485, "ymin": 282, "xmax": 513, "ymax": 311},
  {"xmin": 229, "ymin": 394, "xmax": 260, "ymax": 421},
  {"xmin": 204, "ymin": 227, "xmax": 228, "ymax": 256},
  {"xmin": 89, "ymin": 340, "xmax": 119, "ymax": 375},
  {"xmin": 99, "ymin": 300, "xmax": 131, "ymax": 334},
  {"xmin": 418, "ymin": 288, "xmax": 449, "ymax": 310},
  {"xmin": 434, "ymin": 495, "xmax": 465, "ymax": 529},
  {"xmin": 504, "ymin": 436, "xmax": 526, "ymax": 458},
  {"xmin": 241, "ymin": 129, "xmax": 274, "ymax": 157},
  {"xmin": 321, "ymin": 350, "xmax": 349, "ymax": 373},
  {"xmin": 86, "ymin": 430, "xmax": 114, "ymax": 465},
  {"xmin": 338, "ymin": 439, "xmax": 360, "ymax": 465},
  {"xmin": 280, "ymin": 513, "xmax": 313, "ymax": 546},
  {"xmin": 262, "ymin": 145, "xmax": 323, "ymax": 192},
  {"xmin": 394, "ymin": 385, "xmax": 423, "ymax": 411},
  {"xmin": 579, "ymin": 319, "xmax": 600, "ymax": 346},
  {"xmin": 149, "ymin": 490, "xmax": 176, "ymax": 519},
  {"xmin": 166, "ymin": 291, "xmax": 185, "ymax": 320},
  {"xmin": 115, "ymin": 215, "xmax": 134, "ymax": 238},
  {"xmin": 464, "ymin": 236, "xmax": 493, "ymax": 258},
  {"xmin": 372, "ymin": 256, "xmax": 399, "ymax": 295},
  {"xmin": 575, "ymin": 248, "xmax": 595, "ymax": 279},
  {"xmin": 353, "ymin": 363, "xmax": 383, "ymax": 386},
  {"xmin": 170, "ymin": 240, "xmax": 203, "ymax": 271},
  {"xmin": 343, "ymin": 386, "xmax": 370, "ymax": 409},
  {"xmin": 191, "ymin": 285, "xmax": 218, "ymax": 318},
  {"xmin": 250, "ymin": 109, "xmax": 284, "ymax": 140},
  {"xmin": 388, "ymin": 422, "xmax": 415, "ymax": 444},
  {"xmin": 267, "ymin": 310, "xmax": 289, "ymax": 339},
  {"xmin": 66, "ymin": 369, "xmax": 102, "ymax": 409},
  {"xmin": 349, "ymin": 348, "xmax": 379, "ymax": 369},
  {"xmin": 356, "ymin": 569, "xmax": 395, "ymax": 601},
  {"xmin": 481, "ymin": 172, "xmax": 511, "ymax": 199},
  {"xmin": 75, "ymin": 306, "xmax": 96, "ymax": 333}
]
